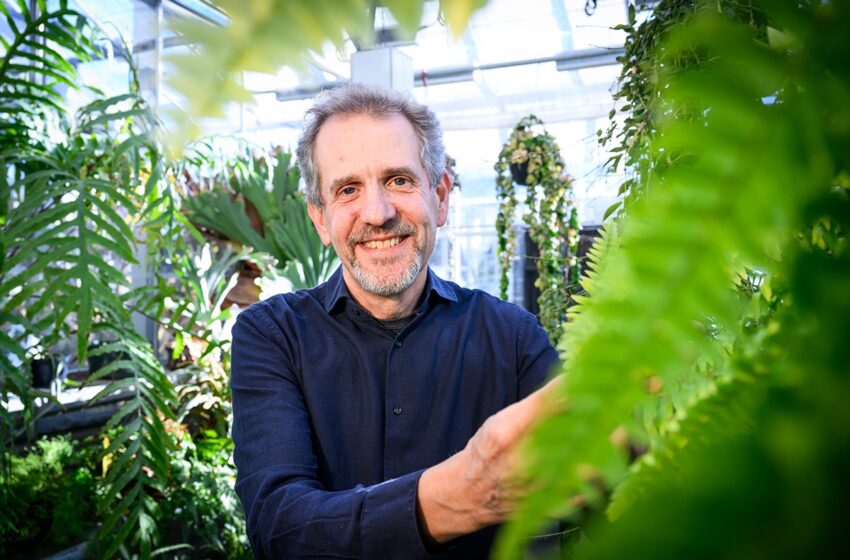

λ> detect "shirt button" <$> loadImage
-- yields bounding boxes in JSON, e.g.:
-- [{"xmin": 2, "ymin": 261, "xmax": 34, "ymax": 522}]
[
  {"xmin": 394, "ymin": 340, "xmax": 402, "ymax": 348},
  {"xmin": 393, "ymin": 406, "xmax": 403, "ymax": 415}
]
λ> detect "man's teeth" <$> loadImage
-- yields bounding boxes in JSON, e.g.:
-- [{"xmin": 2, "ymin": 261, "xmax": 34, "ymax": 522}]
[{"xmin": 363, "ymin": 237, "xmax": 402, "ymax": 249}]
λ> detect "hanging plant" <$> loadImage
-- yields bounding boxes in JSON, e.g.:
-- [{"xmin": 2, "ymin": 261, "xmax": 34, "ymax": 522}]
[
  {"xmin": 494, "ymin": 115, "xmax": 579, "ymax": 344},
  {"xmin": 598, "ymin": 0, "xmax": 768, "ymax": 220}
]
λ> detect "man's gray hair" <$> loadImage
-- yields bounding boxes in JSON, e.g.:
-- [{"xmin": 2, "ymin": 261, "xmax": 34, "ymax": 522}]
[{"xmin": 296, "ymin": 83, "xmax": 446, "ymax": 207}]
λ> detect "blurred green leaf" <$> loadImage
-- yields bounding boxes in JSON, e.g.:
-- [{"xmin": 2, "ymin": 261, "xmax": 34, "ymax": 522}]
[
  {"xmin": 382, "ymin": 0, "xmax": 425, "ymax": 36},
  {"xmin": 439, "ymin": 0, "xmax": 488, "ymax": 37},
  {"xmin": 497, "ymin": 1, "xmax": 850, "ymax": 557}
]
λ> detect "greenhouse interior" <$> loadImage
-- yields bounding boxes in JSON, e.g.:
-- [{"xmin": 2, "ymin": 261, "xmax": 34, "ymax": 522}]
[{"xmin": 1, "ymin": 0, "xmax": 847, "ymax": 558}]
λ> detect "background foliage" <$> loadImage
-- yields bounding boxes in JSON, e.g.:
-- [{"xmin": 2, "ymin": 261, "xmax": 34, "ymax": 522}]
[
  {"xmin": 0, "ymin": 435, "xmax": 97, "ymax": 558},
  {"xmin": 180, "ymin": 144, "xmax": 337, "ymax": 291},
  {"xmin": 497, "ymin": 0, "xmax": 850, "ymax": 557},
  {"xmin": 0, "ymin": 4, "xmax": 189, "ymax": 558},
  {"xmin": 598, "ymin": 0, "xmax": 768, "ymax": 219},
  {"xmin": 158, "ymin": 432, "xmax": 250, "ymax": 560},
  {"xmin": 0, "ymin": 1, "xmax": 248, "ymax": 557},
  {"xmin": 8, "ymin": 1, "xmax": 847, "ymax": 559}
]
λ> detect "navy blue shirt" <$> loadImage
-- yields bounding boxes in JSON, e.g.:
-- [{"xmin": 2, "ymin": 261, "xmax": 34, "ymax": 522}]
[{"xmin": 231, "ymin": 267, "xmax": 558, "ymax": 559}]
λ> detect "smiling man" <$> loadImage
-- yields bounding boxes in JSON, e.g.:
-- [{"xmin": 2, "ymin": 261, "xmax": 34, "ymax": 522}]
[{"xmin": 231, "ymin": 84, "xmax": 561, "ymax": 559}]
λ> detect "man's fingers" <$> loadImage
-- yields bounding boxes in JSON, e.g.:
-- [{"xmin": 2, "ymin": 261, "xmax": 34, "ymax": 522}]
[
  {"xmin": 515, "ymin": 375, "xmax": 567, "ymax": 429},
  {"xmin": 482, "ymin": 375, "xmax": 568, "ymax": 456}
]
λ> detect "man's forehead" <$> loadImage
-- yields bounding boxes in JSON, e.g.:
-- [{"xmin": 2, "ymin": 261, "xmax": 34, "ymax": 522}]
[
  {"xmin": 316, "ymin": 111, "xmax": 413, "ymax": 141},
  {"xmin": 314, "ymin": 112, "xmax": 423, "ymax": 182}
]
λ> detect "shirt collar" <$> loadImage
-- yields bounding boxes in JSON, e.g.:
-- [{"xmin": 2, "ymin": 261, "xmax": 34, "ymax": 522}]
[
  {"xmin": 322, "ymin": 265, "xmax": 457, "ymax": 313},
  {"xmin": 425, "ymin": 268, "xmax": 458, "ymax": 304}
]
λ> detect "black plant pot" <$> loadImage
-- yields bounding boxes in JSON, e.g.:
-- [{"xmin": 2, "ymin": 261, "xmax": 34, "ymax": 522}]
[
  {"xmin": 31, "ymin": 357, "xmax": 55, "ymax": 388},
  {"xmin": 509, "ymin": 161, "xmax": 529, "ymax": 185}
]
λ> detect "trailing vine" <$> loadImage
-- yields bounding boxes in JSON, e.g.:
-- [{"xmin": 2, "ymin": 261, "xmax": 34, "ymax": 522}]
[
  {"xmin": 495, "ymin": 115, "xmax": 579, "ymax": 344},
  {"xmin": 599, "ymin": 0, "xmax": 768, "ymax": 219}
]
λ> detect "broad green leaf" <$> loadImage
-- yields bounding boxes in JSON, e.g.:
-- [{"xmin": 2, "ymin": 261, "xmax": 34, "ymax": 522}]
[
  {"xmin": 18, "ymin": 38, "xmax": 78, "ymax": 75},
  {"xmin": 100, "ymin": 496, "xmax": 140, "ymax": 559},
  {"xmin": 102, "ymin": 437, "xmax": 143, "ymax": 486},
  {"xmin": 4, "ymin": 63, "xmax": 76, "ymax": 87},
  {"xmin": 98, "ymin": 417, "xmax": 143, "ymax": 461},
  {"xmin": 98, "ymin": 481, "xmax": 141, "ymax": 536},
  {"xmin": 77, "ymin": 92, "xmax": 137, "ymax": 116},
  {"xmin": 5, "ymin": 200, "xmax": 72, "ymax": 240},
  {"xmin": 89, "ymin": 377, "xmax": 137, "ymax": 406},
  {"xmin": 104, "ymin": 399, "xmax": 142, "ymax": 431},
  {"xmin": 171, "ymin": 330, "xmax": 185, "ymax": 360},
  {"xmin": 82, "ymin": 108, "xmax": 145, "ymax": 131}
]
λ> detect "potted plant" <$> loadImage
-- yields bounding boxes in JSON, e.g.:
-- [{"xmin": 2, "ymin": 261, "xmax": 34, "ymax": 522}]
[{"xmin": 24, "ymin": 338, "xmax": 59, "ymax": 390}]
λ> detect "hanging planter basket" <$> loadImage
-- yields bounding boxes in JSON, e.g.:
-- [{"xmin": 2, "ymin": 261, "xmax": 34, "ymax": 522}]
[{"xmin": 509, "ymin": 161, "xmax": 530, "ymax": 185}]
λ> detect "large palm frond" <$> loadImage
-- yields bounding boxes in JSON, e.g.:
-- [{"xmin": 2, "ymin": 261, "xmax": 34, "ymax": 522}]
[{"xmin": 0, "ymin": 0, "xmax": 100, "ymax": 150}]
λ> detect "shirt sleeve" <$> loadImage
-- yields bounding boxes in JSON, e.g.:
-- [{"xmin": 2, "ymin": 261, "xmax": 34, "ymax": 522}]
[
  {"xmin": 516, "ymin": 309, "xmax": 561, "ymax": 399},
  {"xmin": 230, "ymin": 304, "xmax": 433, "ymax": 560}
]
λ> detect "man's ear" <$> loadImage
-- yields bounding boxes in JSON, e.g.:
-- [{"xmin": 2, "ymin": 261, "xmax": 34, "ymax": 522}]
[
  {"xmin": 435, "ymin": 171, "xmax": 451, "ymax": 227},
  {"xmin": 307, "ymin": 202, "xmax": 332, "ymax": 247}
]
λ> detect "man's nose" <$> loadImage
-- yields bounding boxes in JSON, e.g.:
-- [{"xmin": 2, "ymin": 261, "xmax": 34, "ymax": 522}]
[{"xmin": 361, "ymin": 184, "xmax": 397, "ymax": 225}]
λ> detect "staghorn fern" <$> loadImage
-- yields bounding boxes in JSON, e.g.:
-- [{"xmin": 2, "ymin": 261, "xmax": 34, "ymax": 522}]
[
  {"xmin": 182, "ymin": 148, "xmax": 338, "ymax": 290},
  {"xmin": 497, "ymin": 0, "xmax": 849, "ymax": 557},
  {"xmin": 270, "ymin": 194, "xmax": 339, "ymax": 290}
]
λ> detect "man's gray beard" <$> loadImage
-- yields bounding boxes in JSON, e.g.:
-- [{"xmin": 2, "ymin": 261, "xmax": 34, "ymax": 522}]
[
  {"xmin": 346, "ymin": 221, "xmax": 423, "ymax": 297},
  {"xmin": 349, "ymin": 249, "xmax": 423, "ymax": 297}
]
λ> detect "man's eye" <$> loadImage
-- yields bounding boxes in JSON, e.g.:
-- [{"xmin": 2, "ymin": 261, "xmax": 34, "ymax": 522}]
[
  {"xmin": 391, "ymin": 177, "xmax": 410, "ymax": 187},
  {"xmin": 340, "ymin": 186, "xmax": 357, "ymax": 196}
]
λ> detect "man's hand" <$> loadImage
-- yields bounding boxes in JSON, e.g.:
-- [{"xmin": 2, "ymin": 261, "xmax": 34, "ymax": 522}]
[{"xmin": 416, "ymin": 376, "xmax": 565, "ymax": 544}]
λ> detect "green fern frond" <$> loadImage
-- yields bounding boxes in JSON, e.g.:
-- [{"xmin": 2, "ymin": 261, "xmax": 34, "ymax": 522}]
[
  {"xmin": 0, "ymin": 0, "xmax": 100, "ymax": 149},
  {"xmin": 183, "ymin": 190, "xmax": 270, "ymax": 252},
  {"xmin": 86, "ymin": 325, "xmax": 177, "ymax": 560},
  {"xmin": 574, "ymin": 192, "xmax": 850, "ymax": 557},
  {"xmin": 607, "ymin": 370, "xmax": 765, "ymax": 519},
  {"xmin": 496, "ymin": 2, "xmax": 844, "ymax": 557}
]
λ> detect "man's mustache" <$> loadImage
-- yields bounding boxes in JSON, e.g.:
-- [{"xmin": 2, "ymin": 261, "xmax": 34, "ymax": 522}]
[{"xmin": 347, "ymin": 222, "xmax": 418, "ymax": 249}]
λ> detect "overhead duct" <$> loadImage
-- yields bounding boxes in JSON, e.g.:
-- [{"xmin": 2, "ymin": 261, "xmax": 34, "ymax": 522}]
[{"xmin": 350, "ymin": 47, "xmax": 414, "ymax": 92}]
